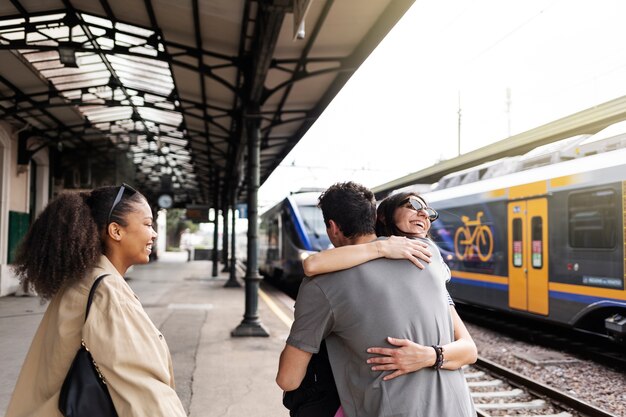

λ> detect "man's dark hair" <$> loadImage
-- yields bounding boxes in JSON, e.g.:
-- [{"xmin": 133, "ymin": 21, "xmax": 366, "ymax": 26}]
[{"xmin": 317, "ymin": 181, "xmax": 376, "ymax": 238}]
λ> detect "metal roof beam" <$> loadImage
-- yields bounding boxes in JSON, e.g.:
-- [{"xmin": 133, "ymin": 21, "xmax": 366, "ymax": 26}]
[
  {"xmin": 248, "ymin": 1, "xmax": 289, "ymax": 103},
  {"xmin": 60, "ymin": 0, "xmax": 191, "ymax": 194},
  {"xmin": 142, "ymin": 0, "xmax": 207, "ymax": 200},
  {"xmin": 192, "ymin": 0, "xmax": 218, "ymax": 169},
  {"xmin": 0, "ymin": 40, "xmax": 164, "ymax": 61},
  {"xmin": 0, "ymin": 74, "xmax": 114, "ymax": 163},
  {"xmin": 165, "ymin": 39, "xmax": 238, "ymax": 64},
  {"xmin": 169, "ymin": 58, "xmax": 237, "ymax": 95},
  {"xmin": 143, "ymin": 0, "xmax": 158, "ymax": 28},
  {"xmin": 99, "ymin": 0, "xmax": 115, "ymax": 22},
  {"xmin": 225, "ymin": 0, "xmax": 252, "ymax": 196},
  {"xmin": 0, "ymin": 8, "xmax": 238, "ymax": 66},
  {"xmin": 9, "ymin": 0, "xmax": 27, "ymax": 16},
  {"xmin": 61, "ymin": 2, "xmax": 145, "ymax": 128},
  {"xmin": 259, "ymin": 0, "xmax": 333, "ymax": 151},
  {"xmin": 229, "ymin": 0, "xmax": 291, "ymax": 204},
  {"xmin": 3, "ymin": 95, "xmax": 170, "ymax": 117},
  {"xmin": 261, "ymin": 65, "xmax": 352, "ymax": 104},
  {"xmin": 261, "ymin": 0, "xmax": 415, "ymax": 183}
]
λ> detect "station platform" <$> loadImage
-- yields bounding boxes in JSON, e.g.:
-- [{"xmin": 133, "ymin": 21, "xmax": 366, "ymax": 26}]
[{"xmin": 0, "ymin": 252, "xmax": 295, "ymax": 417}]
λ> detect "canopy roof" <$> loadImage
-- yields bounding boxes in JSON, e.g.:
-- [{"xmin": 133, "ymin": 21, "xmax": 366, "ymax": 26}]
[{"xmin": 0, "ymin": 0, "xmax": 413, "ymax": 207}]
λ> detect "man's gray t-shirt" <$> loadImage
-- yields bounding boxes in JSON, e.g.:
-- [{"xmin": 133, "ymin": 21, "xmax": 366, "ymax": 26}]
[{"xmin": 286, "ymin": 239, "xmax": 475, "ymax": 417}]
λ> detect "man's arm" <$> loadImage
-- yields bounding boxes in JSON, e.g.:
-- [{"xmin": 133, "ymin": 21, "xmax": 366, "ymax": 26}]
[{"xmin": 276, "ymin": 344, "xmax": 313, "ymax": 391}]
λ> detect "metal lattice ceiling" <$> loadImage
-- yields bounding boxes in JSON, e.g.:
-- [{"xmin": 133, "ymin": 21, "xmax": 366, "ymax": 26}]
[{"xmin": 0, "ymin": 0, "xmax": 414, "ymax": 209}]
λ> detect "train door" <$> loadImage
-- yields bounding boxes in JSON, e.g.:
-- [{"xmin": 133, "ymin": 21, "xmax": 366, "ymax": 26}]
[{"xmin": 507, "ymin": 198, "xmax": 549, "ymax": 315}]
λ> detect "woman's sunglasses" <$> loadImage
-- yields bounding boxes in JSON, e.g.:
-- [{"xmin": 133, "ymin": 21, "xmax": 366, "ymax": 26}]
[
  {"xmin": 401, "ymin": 198, "xmax": 439, "ymax": 222},
  {"xmin": 107, "ymin": 183, "xmax": 138, "ymax": 224}
]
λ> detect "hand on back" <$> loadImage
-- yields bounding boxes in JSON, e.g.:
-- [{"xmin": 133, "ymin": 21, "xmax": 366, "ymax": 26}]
[
  {"xmin": 366, "ymin": 337, "xmax": 435, "ymax": 380},
  {"xmin": 377, "ymin": 236, "xmax": 432, "ymax": 269}
]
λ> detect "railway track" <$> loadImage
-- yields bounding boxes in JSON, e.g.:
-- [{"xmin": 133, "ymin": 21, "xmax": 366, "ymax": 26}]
[
  {"xmin": 469, "ymin": 357, "xmax": 617, "ymax": 417},
  {"xmin": 457, "ymin": 304, "xmax": 626, "ymax": 372}
]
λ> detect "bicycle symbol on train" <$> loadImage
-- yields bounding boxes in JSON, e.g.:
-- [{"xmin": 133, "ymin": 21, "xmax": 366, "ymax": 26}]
[{"xmin": 454, "ymin": 211, "xmax": 494, "ymax": 262}]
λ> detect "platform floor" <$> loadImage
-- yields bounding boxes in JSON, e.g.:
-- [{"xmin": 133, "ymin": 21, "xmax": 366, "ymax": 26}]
[{"xmin": 0, "ymin": 252, "xmax": 295, "ymax": 417}]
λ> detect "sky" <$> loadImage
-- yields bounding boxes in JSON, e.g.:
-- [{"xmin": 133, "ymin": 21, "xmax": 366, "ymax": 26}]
[{"xmin": 258, "ymin": 0, "xmax": 626, "ymax": 210}]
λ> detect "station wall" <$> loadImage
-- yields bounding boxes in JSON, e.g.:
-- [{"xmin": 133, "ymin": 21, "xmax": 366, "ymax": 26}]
[{"xmin": 0, "ymin": 123, "xmax": 50, "ymax": 296}]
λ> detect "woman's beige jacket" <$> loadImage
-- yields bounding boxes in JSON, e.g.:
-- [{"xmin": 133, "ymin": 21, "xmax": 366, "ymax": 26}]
[{"xmin": 6, "ymin": 255, "xmax": 186, "ymax": 417}]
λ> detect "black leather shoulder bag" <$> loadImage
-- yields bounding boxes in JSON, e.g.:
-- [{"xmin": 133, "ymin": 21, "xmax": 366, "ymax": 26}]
[{"xmin": 59, "ymin": 274, "xmax": 119, "ymax": 417}]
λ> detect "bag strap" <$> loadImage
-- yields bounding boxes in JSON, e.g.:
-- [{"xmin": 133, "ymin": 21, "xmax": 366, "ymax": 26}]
[{"xmin": 84, "ymin": 274, "xmax": 110, "ymax": 323}]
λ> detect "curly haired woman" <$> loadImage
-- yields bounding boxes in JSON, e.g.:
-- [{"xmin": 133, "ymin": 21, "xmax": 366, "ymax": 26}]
[{"xmin": 6, "ymin": 185, "xmax": 185, "ymax": 417}]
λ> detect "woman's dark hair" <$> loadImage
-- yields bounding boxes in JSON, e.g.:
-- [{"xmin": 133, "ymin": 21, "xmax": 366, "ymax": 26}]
[
  {"xmin": 376, "ymin": 191, "xmax": 429, "ymax": 237},
  {"xmin": 318, "ymin": 181, "xmax": 376, "ymax": 238},
  {"xmin": 13, "ymin": 185, "xmax": 145, "ymax": 299}
]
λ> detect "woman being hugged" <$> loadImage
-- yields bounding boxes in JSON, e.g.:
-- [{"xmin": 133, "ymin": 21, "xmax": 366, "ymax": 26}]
[{"xmin": 6, "ymin": 185, "xmax": 185, "ymax": 417}]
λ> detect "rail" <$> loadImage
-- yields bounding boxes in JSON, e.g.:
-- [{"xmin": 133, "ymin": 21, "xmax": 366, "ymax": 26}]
[{"xmin": 472, "ymin": 356, "xmax": 618, "ymax": 417}]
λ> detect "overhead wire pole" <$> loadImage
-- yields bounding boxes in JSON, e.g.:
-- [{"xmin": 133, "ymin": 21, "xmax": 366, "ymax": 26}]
[
  {"xmin": 506, "ymin": 87, "xmax": 512, "ymax": 137},
  {"xmin": 457, "ymin": 90, "xmax": 462, "ymax": 156}
]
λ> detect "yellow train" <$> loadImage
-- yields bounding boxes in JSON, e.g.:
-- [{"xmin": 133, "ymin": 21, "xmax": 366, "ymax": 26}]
[{"xmin": 419, "ymin": 128, "xmax": 626, "ymax": 341}]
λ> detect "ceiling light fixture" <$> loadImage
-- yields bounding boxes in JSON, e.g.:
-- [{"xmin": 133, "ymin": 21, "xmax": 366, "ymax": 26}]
[{"xmin": 58, "ymin": 42, "xmax": 79, "ymax": 68}]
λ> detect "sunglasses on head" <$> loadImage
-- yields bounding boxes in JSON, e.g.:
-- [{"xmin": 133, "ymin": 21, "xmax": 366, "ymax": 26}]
[
  {"xmin": 107, "ymin": 183, "xmax": 138, "ymax": 224},
  {"xmin": 401, "ymin": 198, "xmax": 439, "ymax": 222}
]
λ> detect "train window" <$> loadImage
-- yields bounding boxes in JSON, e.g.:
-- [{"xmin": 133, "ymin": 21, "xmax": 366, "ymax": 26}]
[
  {"xmin": 298, "ymin": 205, "xmax": 331, "ymax": 250},
  {"xmin": 268, "ymin": 219, "xmax": 279, "ymax": 248},
  {"xmin": 298, "ymin": 206, "xmax": 327, "ymax": 236},
  {"xmin": 568, "ymin": 189, "xmax": 616, "ymax": 249},
  {"xmin": 282, "ymin": 208, "xmax": 302, "ymax": 246},
  {"xmin": 531, "ymin": 217, "xmax": 543, "ymax": 268},
  {"xmin": 267, "ymin": 218, "xmax": 280, "ymax": 261},
  {"xmin": 512, "ymin": 218, "xmax": 523, "ymax": 267}
]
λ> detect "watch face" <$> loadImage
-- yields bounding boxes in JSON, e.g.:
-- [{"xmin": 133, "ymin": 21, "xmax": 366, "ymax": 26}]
[{"xmin": 158, "ymin": 194, "xmax": 173, "ymax": 208}]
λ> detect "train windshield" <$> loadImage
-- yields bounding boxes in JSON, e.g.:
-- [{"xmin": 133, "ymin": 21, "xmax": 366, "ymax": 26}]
[{"xmin": 298, "ymin": 205, "xmax": 331, "ymax": 251}]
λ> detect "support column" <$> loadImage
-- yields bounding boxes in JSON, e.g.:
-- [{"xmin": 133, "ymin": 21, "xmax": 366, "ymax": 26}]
[
  {"xmin": 232, "ymin": 115, "xmax": 269, "ymax": 337},
  {"xmin": 221, "ymin": 199, "xmax": 230, "ymax": 272},
  {"xmin": 224, "ymin": 189, "xmax": 241, "ymax": 288},
  {"xmin": 212, "ymin": 174, "xmax": 219, "ymax": 277}
]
